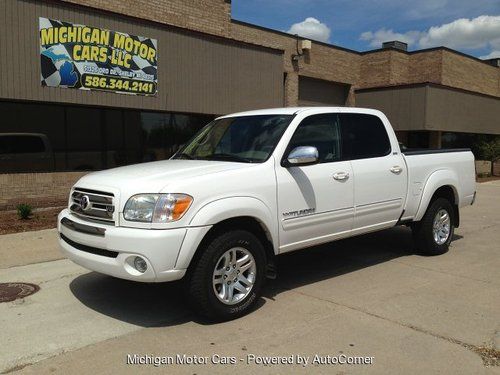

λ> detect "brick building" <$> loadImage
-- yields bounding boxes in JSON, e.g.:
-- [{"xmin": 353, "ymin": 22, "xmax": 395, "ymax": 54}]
[{"xmin": 0, "ymin": 0, "xmax": 499, "ymax": 209}]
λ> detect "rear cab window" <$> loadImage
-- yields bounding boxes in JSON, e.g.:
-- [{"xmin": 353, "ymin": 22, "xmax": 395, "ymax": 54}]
[{"xmin": 339, "ymin": 113, "xmax": 391, "ymax": 160}]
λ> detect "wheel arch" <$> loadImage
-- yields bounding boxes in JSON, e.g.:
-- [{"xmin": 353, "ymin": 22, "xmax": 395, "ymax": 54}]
[
  {"xmin": 175, "ymin": 197, "xmax": 278, "ymax": 271},
  {"xmin": 415, "ymin": 170, "xmax": 460, "ymax": 226},
  {"xmin": 190, "ymin": 216, "xmax": 275, "ymax": 271}
]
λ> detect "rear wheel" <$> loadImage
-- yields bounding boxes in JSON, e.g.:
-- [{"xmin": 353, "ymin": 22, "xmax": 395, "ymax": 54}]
[
  {"xmin": 186, "ymin": 229, "xmax": 266, "ymax": 320},
  {"xmin": 412, "ymin": 198, "xmax": 455, "ymax": 255}
]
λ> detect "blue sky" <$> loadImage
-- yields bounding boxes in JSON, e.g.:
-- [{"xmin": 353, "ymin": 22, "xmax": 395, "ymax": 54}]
[{"xmin": 232, "ymin": 0, "xmax": 500, "ymax": 59}]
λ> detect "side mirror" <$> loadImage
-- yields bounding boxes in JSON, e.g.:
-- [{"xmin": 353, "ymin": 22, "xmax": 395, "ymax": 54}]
[{"xmin": 285, "ymin": 146, "xmax": 319, "ymax": 167}]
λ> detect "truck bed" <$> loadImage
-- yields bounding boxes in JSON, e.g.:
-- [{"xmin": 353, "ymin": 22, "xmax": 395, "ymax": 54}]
[{"xmin": 400, "ymin": 148, "xmax": 476, "ymax": 221}]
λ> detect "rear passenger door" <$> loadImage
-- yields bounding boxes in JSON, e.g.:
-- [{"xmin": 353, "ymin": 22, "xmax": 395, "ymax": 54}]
[{"xmin": 339, "ymin": 113, "xmax": 407, "ymax": 234}]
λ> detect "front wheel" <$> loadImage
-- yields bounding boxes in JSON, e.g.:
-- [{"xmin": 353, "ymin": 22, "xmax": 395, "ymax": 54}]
[
  {"xmin": 412, "ymin": 197, "xmax": 455, "ymax": 255},
  {"xmin": 186, "ymin": 229, "xmax": 266, "ymax": 320}
]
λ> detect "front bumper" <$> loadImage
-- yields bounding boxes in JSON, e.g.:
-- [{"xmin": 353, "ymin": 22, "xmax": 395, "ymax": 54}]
[{"xmin": 58, "ymin": 209, "xmax": 206, "ymax": 282}]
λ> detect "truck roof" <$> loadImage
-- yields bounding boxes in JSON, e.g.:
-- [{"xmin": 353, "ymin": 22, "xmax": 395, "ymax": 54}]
[{"xmin": 220, "ymin": 107, "xmax": 382, "ymax": 118}]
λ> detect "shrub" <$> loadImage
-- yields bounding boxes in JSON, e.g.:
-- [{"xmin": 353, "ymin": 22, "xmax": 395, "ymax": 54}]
[
  {"xmin": 16, "ymin": 203, "xmax": 33, "ymax": 220},
  {"xmin": 476, "ymin": 137, "xmax": 500, "ymax": 175}
]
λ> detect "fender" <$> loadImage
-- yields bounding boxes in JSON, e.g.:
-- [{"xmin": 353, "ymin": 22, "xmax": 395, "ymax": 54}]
[
  {"xmin": 414, "ymin": 169, "xmax": 460, "ymax": 221},
  {"xmin": 174, "ymin": 196, "xmax": 278, "ymax": 270}
]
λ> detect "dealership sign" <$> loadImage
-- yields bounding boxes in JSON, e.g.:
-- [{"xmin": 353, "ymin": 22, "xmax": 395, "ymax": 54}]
[{"xmin": 39, "ymin": 17, "xmax": 157, "ymax": 96}]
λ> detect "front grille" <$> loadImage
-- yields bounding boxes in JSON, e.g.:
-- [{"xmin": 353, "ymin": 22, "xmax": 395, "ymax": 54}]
[{"xmin": 70, "ymin": 187, "xmax": 115, "ymax": 224}]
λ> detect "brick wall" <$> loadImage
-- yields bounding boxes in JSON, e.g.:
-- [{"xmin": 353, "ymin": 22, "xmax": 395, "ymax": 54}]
[
  {"xmin": 231, "ymin": 21, "xmax": 360, "ymax": 106},
  {"xmin": 359, "ymin": 50, "xmax": 443, "ymax": 88},
  {"xmin": 359, "ymin": 52, "xmax": 392, "ymax": 88},
  {"xmin": 231, "ymin": 21, "xmax": 361, "ymax": 85},
  {"xmin": 441, "ymin": 51, "xmax": 500, "ymax": 97},
  {"xmin": 408, "ymin": 50, "xmax": 443, "ymax": 84},
  {"xmin": 359, "ymin": 49, "xmax": 500, "ymax": 99},
  {"xmin": 60, "ymin": 0, "xmax": 232, "ymax": 37},
  {"xmin": 0, "ymin": 172, "xmax": 87, "ymax": 210}
]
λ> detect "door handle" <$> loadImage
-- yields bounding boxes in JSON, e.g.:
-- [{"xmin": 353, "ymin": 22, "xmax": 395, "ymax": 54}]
[
  {"xmin": 390, "ymin": 166, "xmax": 403, "ymax": 174},
  {"xmin": 333, "ymin": 171, "xmax": 349, "ymax": 181}
]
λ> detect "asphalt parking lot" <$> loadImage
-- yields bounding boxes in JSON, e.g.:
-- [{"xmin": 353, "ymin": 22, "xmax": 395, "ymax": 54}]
[{"xmin": 0, "ymin": 181, "xmax": 499, "ymax": 374}]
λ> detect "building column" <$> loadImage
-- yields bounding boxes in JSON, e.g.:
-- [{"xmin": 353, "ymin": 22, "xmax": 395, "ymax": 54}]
[
  {"xmin": 429, "ymin": 131, "xmax": 442, "ymax": 149},
  {"xmin": 346, "ymin": 86, "xmax": 356, "ymax": 106},
  {"xmin": 284, "ymin": 72, "xmax": 299, "ymax": 107}
]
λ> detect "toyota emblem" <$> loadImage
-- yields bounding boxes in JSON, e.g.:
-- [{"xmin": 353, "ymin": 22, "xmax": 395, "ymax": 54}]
[{"xmin": 80, "ymin": 195, "xmax": 91, "ymax": 211}]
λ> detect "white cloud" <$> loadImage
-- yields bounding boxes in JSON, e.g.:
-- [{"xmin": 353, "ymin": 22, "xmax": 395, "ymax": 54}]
[
  {"xmin": 360, "ymin": 15, "xmax": 500, "ymax": 59},
  {"xmin": 287, "ymin": 17, "xmax": 331, "ymax": 43},
  {"xmin": 360, "ymin": 29, "xmax": 421, "ymax": 48},
  {"xmin": 419, "ymin": 15, "xmax": 500, "ymax": 49},
  {"xmin": 480, "ymin": 51, "xmax": 500, "ymax": 59}
]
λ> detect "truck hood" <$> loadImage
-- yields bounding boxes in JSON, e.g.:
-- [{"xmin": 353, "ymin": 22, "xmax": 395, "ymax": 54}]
[{"xmin": 75, "ymin": 159, "xmax": 250, "ymax": 197}]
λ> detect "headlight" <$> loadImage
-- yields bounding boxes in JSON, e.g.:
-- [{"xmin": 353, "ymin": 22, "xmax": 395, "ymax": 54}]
[{"xmin": 123, "ymin": 194, "xmax": 193, "ymax": 223}]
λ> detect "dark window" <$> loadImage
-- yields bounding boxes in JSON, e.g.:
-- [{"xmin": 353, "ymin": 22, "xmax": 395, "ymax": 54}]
[
  {"xmin": 66, "ymin": 107, "xmax": 104, "ymax": 171},
  {"xmin": 407, "ymin": 131, "xmax": 430, "ymax": 149},
  {"xmin": 0, "ymin": 102, "xmax": 63, "ymax": 172},
  {"xmin": 141, "ymin": 112, "xmax": 170, "ymax": 162},
  {"xmin": 170, "ymin": 113, "xmax": 212, "ymax": 155},
  {"xmin": 0, "ymin": 135, "xmax": 46, "ymax": 154},
  {"xmin": 0, "ymin": 100, "xmax": 216, "ymax": 173},
  {"xmin": 139, "ymin": 112, "xmax": 213, "ymax": 162},
  {"xmin": 123, "ymin": 110, "xmax": 143, "ymax": 165},
  {"xmin": 340, "ymin": 114, "xmax": 391, "ymax": 159},
  {"xmin": 442, "ymin": 132, "xmax": 499, "ymax": 160},
  {"xmin": 104, "ymin": 109, "xmax": 125, "ymax": 168},
  {"xmin": 288, "ymin": 114, "xmax": 341, "ymax": 163}
]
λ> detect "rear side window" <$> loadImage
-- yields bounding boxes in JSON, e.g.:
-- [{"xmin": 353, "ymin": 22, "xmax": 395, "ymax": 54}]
[
  {"xmin": 340, "ymin": 114, "xmax": 391, "ymax": 159},
  {"xmin": 0, "ymin": 135, "xmax": 46, "ymax": 154},
  {"xmin": 287, "ymin": 114, "xmax": 341, "ymax": 163}
]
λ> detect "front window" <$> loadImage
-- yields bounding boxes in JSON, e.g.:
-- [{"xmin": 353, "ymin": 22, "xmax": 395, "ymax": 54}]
[
  {"xmin": 287, "ymin": 114, "xmax": 341, "ymax": 163},
  {"xmin": 173, "ymin": 115, "xmax": 293, "ymax": 163}
]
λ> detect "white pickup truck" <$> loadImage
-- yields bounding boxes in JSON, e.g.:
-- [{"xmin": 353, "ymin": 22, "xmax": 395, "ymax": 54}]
[{"xmin": 58, "ymin": 107, "xmax": 476, "ymax": 320}]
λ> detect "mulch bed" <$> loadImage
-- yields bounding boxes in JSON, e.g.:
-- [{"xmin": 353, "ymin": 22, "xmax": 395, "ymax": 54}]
[{"xmin": 0, "ymin": 207, "xmax": 62, "ymax": 235}]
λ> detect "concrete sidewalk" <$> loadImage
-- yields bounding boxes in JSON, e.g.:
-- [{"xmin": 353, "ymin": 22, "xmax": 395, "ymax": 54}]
[
  {"xmin": 0, "ymin": 181, "xmax": 499, "ymax": 374},
  {"xmin": 0, "ymin": 228, "xmax": 61, "ymax": 269}
]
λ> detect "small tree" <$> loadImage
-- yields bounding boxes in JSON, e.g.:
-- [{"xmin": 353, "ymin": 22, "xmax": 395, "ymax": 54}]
[{"xmin": 477, "ymin": 137, "xmax": 500, "ymax": 176}]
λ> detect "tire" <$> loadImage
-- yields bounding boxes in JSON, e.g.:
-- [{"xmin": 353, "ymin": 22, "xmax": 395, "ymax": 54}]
[
  {"xmin": 186, "ymin": 229, "xmax": 267, "ymax": 321},
  {"xmin": 412, "ymin": 197, "xmax": 455, "ymax": 256}
]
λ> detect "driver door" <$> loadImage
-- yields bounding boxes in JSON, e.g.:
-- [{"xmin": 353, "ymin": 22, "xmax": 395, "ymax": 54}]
[{"xmin": 275, "ymin": 113, "xmax": 354, "ymax": 253}]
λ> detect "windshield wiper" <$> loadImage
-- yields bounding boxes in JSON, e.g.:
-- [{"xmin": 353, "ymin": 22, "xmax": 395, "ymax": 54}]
[
  {"xmin": 205, "ymin": 153, "xmax": 253, "ymax": 163},
  {"xmin": 173, "ymin": 153, "xmax": 194, "ymax": 160}
]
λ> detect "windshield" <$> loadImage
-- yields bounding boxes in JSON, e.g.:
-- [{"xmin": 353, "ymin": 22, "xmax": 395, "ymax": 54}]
[{"xmin": 172, "ymin": 115, "xmax": 293, "ymax": 163}]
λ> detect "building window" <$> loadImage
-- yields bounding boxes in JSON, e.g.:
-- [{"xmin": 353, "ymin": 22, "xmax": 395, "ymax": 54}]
[
  {"xmin": 407, "ymin": 131, "xmax": 430, "ymax": 149},
  {"xmin": 0, "ymin": 100, "xmax": 215, "ymax": 173},
  {"xmin": 442, "ymin": 132, "xmax": 499, "ymax": 159},
  {"xmin": 66, "ymin": 106, "xmax": 104, "ymax": 171}
]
